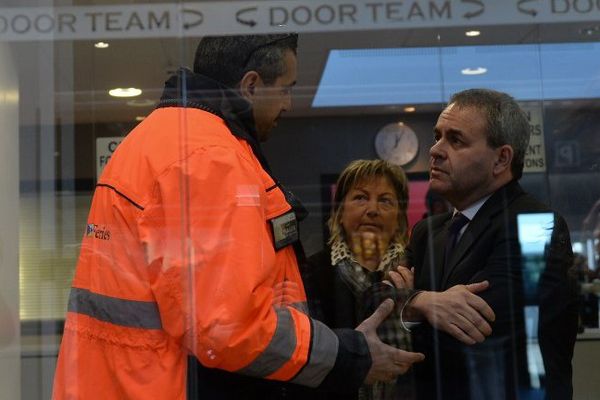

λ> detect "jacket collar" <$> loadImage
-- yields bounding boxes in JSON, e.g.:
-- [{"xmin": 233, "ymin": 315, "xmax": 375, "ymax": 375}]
[
  {"xmin": 156, "ymin": 68, "xmax": 309, "ymax": 221},
  {"xmin": 157, "ymin": 67, "xmax": 272, "ymax": 173},
  {"xmin": 474, "ymin": 180, "xmax": 524, "ymax": 222}
]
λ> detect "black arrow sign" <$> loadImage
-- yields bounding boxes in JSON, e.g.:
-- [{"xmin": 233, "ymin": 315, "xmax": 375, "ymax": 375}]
[
  {"xmin": 517, "ymin": 0, "xmax": 539, "ymax": 17},
  {"xmin": 236, "ymin": 7, "xmax": 257, "ymax": 28},
  {"xmin": 462, "ymin": 0, "xmax": 484, "ymax": 19},
  {"xmin": 182, "ymin": 9, "xmax": 204, "ymax": 29}
]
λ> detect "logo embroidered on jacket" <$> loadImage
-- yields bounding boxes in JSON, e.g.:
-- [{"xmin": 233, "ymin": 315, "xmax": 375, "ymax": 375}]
[{"xmin": 86, "ymin": 223, "xmax": 111, "ymax": 240}]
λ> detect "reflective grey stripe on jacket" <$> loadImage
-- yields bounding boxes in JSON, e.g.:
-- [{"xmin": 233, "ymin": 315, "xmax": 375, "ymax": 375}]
[
  {"xmin": 68, "ymin": 287, "xmax": 162, "ymax": 329},
  {"xmin": 291, "ymin": 301, "xmax": 308, "ymax": 314},
  {"xmin": 236, "ymin": 306, "xmax": 338, "ymax": 387},
  {"xmin": 236, "ymin": 307, "xmax": 297, "ymax": 378},
  {"xmin": 291, "ymin": 318, "xmax": 338, "ymax": 388}
]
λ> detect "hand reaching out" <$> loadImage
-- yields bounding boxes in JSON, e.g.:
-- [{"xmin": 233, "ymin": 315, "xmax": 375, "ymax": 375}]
[
  {"xmin": 272, "ymin": 280, "xmax": 302, "ymax": 307},
  {"xmin": 356, "ymin": 299, "xmax": 425, "ymax": 384}
]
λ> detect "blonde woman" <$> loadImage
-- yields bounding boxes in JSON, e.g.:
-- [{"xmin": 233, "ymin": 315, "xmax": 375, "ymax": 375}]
[{"xmin": 303, "ymin": 159, "xmax": 414, "ymax": 400}]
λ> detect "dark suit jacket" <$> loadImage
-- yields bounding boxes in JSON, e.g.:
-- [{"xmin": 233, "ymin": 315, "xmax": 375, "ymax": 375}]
[{"xmin": 406, "ymin": 180, "xmax": 578, "ymax": 400}]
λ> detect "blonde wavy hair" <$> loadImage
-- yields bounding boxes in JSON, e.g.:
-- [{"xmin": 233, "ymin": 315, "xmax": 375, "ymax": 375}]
[{"xmin": 327, "ymin": 159, "xmax": 409, "ymax": 247}]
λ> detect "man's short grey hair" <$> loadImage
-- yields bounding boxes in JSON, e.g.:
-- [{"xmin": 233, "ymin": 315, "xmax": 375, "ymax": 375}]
[
  {"xmin": 449, "ymin": 88, "xmax": 530, "ymax": 179},
  {"xmin": 193, "ymin": 34, "xmax": 298, "ymax": 88}
]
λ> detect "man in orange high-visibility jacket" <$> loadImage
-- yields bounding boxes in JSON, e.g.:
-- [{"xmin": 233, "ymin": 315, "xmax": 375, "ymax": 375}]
[{"xmin": 52, "ymin": 34, "xmax": 425, "ymax": 399}]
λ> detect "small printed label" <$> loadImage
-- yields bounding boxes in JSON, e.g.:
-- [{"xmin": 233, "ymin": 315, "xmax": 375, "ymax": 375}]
[{"xmin": 270, "ymin": 211, "xmax": 298, "ymax": 250}]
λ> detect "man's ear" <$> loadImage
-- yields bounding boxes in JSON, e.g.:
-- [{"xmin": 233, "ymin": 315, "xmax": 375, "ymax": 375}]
[
  {"xmin": 493, "ymin": 145, "xmax": 514, "ymax": 176},
  {"xmin": 239, "ymin": 71, "xmax": 261, "ymax": 102}
]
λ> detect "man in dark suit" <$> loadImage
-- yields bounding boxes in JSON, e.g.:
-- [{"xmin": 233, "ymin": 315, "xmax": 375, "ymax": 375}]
[{"xmin": 405, "ymin": 89, "xmax": 579, "ymax": 400}]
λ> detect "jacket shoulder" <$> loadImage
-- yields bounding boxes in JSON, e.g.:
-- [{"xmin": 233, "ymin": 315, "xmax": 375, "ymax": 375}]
[
  {"xmin": 411, "ymin": 212, "xmax": 451, "ymax": 237},
  {"xmin": 100, "ymin": 108, "xmax": 253, "ymax": 209}
]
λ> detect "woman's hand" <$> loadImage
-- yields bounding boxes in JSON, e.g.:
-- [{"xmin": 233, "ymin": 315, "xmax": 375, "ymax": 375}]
[{"xmin": 386, "ymin": 266, "xmax": 414, "ymax": 289}]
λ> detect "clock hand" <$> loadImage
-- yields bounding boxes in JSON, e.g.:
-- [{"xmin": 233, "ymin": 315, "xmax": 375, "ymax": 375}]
[{"xmin": 394, "ymin": 132, "xmax": 404, "ymax": 149}]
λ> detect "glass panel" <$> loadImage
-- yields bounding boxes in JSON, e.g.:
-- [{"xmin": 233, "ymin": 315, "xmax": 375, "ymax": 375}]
[{"xmin": 2, "ymin": 1, "xmax": 599, "ymax": 399}]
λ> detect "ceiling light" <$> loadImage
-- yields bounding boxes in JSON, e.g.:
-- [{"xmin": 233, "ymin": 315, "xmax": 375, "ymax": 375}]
[
  {"xmin": 579, "ymin": 26, "xmax": 600, "ymax": 36},
  {"xmin": 94, "ymin": 41, "xmax": 109, "ymax": 49},
  {"xmin": 404, "ymin": 106, "xmax": 416, "ymax": 113},
  {"xmin": 461, "ymin": 67, "xmax": 487, "ymax": 75},
  {"xmin": 135, "ymin": 116, "xmax": 146, "ymax": 121},
  {"xmin": 126, "ymin": 99, "xmax": 155, "ymax": 107},
  {"xmin": 465, "ymin": 30, "xmax": 480, "ymax": 37},
  {"xmin": 1, "ymin": 90, "xmax": 19, "ymax": 104},
  {"xmin": 109, "ymin": 88, "xmax": 142, "ymax": 98}
]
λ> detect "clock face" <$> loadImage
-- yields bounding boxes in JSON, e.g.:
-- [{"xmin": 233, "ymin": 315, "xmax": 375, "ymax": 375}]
[{"xmin": 374, "ymin": 122, "xmax": 419, "ymax": 166}]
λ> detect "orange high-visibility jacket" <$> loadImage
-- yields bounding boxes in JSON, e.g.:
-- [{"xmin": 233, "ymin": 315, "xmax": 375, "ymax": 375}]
[{"xmin": 52, "ymin": 105, "xmax": 350, "ymax": 399}]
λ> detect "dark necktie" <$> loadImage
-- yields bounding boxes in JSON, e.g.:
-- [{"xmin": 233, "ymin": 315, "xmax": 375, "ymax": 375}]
[{"xmin": 443, "ymin": 213, "xmax": 470, "ymax": 271}]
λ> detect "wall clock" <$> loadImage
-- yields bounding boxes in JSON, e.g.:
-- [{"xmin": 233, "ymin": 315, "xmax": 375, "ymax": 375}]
[{"xmin": 374, "ymin": 122, "xmax": 419, "ymax": 166}]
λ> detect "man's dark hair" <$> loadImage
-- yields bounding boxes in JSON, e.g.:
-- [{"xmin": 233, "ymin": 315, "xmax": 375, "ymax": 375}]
[
  {"xmin": 193, "ymin": 34, "xmax": 298, "ymax": 88},
  {"xmin": 449, "ymin": 88, "xmax": 530, "ymax": 179}
]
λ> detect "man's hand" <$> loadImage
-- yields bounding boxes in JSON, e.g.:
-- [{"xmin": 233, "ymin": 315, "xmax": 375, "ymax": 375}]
[
  {"xmin": 409, "ymin": 281, "xmax": 495, "ymax": 345},
  {"xmin": 356, "ymin": 299, "xmax": 425, "ymax": 384},
  {"xmin": 272, "ymin": 280, "xmax": 302, "ymax": 307}
]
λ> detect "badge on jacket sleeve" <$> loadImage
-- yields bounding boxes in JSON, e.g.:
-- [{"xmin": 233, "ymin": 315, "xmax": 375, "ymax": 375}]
[{"xmin": 270, "ymin": 211, "xmax": 299, "ymax": 250}]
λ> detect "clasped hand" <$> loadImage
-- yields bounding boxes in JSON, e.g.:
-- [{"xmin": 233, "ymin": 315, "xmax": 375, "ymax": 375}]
[{"xmin": 387, "ymin": 268, "xmax": 496, "ymax": 345}]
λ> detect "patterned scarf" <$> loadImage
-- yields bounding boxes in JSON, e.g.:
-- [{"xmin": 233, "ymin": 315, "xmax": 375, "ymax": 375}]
[{"xmin": 330, "ymin": 239, "xmax": 413, "ymax": 400}]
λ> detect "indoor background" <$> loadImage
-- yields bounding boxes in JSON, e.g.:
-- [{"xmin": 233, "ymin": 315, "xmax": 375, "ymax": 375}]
[{"xmin": 1, "ymin": 0, "xmax": 599, "ymax": 399}]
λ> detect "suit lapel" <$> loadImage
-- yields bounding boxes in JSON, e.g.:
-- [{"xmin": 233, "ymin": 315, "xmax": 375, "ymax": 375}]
[
  {"xmin": 440, "ymin": 181, "xmax": 525, "ymax": 288},
  {"xmin": 441, "ymin": 215, "xmax": 487, "ymax": 288},
  {"xmin": 433, "ymin": 219, "xmax": 450, "ymax": 290},
  {"xmin": 418, "ymin": 213, "xmax": 452, "ymax": 291}
]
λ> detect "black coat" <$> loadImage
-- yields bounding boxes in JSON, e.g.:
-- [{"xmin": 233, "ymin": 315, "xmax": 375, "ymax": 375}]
[
  {"xmin": 406, "ymin": 180, "xmax": 579, "ymax": 400},
  {"xmin": 302, "ymin": 248, "xmax": 417, "ymax": 400},
  {"xmin": 304, "ymin": 249, "xmax": 362, "ymax": 329}
]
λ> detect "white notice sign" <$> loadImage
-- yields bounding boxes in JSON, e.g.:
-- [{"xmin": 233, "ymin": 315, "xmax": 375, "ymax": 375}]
[
  {"xmin": 522, "ymin": 105, "xmax": 546, "ymax": 173},
  {"xmin": 96, "ymin": 137, "xmax": 123, "ymax": 180}
]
